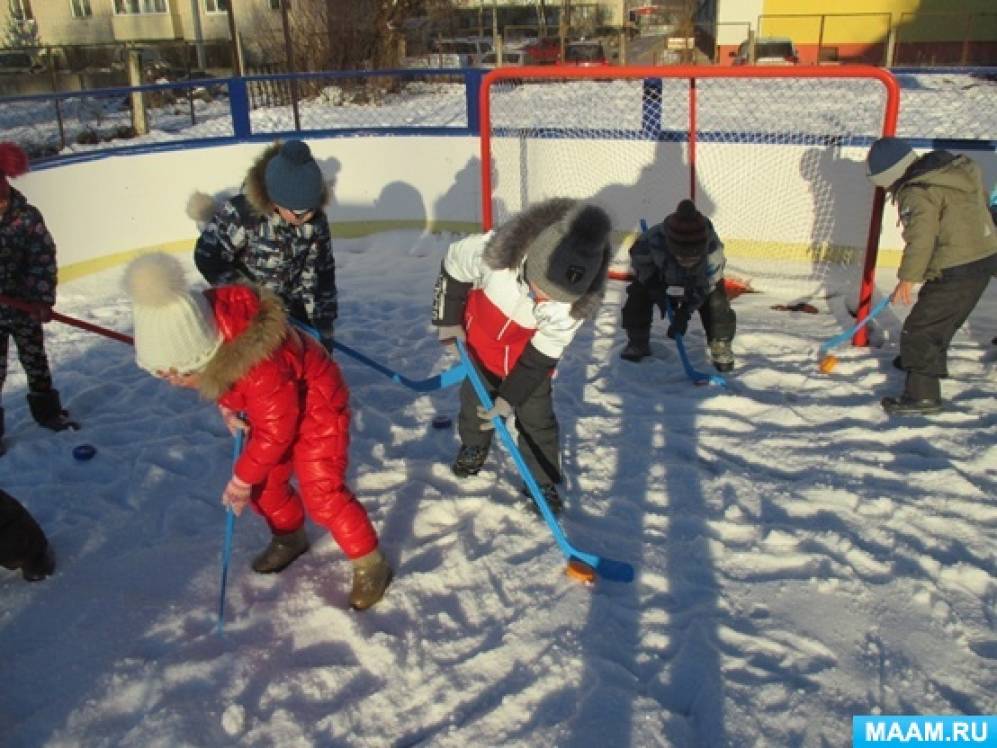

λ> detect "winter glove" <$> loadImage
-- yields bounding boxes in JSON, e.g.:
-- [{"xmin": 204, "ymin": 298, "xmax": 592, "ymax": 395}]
[
  {"xmin": 221, "ymin": 475, "xmax": 252, "ymax": 516},
  {"xmin": 666, "ymin": 305, "xmax": 691, "ymax": 339},
  {"xmin": 437, "ymin": 325, "xmax": 466, "ymax": 344},
  {"xmin": 218, "ymin": 404, "xmax": 248, "ymax": 436},
  {"xmin": 476, "ymin": 396, "xmax": 514, "ymax": 431}
]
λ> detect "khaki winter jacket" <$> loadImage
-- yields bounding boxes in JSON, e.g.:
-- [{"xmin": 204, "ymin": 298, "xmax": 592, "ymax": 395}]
[{"xmin": 893, "ymin": 152, "xmax": 997, "ymax": 283}]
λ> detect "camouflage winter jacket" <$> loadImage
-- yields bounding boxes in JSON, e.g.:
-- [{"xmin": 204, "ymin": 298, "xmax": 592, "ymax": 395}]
[
  {"xmin": 193, "ymin": 144, "xmax": 337, "ymax": 337},
  {"xmin": 629, "ymin": 219, "xmax": 726, "ymax": 312},
  {"xmin": 0, "ymin": 188, "xmax": 57, "ymax": 321},
  {"xmin": 892, "ymin": 152, "xmax": 997, "ymax": 283}
]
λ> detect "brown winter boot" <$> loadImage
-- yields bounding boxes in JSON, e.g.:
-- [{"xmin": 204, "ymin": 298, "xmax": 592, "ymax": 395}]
[
  {"xmin": 251, "ymin": 527, "xmax": 309, "ymax": 573},
  {"xmin": 349, "ymin": 548, "xmax": 392, "ymax": 610}
]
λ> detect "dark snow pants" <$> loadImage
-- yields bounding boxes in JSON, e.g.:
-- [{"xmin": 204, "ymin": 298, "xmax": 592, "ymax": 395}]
[
  {"xmin": 621, "ymin": 280, "xmax": 736, "ymax": 342},
  {"xmin": 457, "ymin": 368, "xmax": 561, "ymax": 487},
  {"xmin": 0, "ymin": 311, "xmax": 53, "ymax": 399},
  {"xmin": 900, "ymin": 257, "xmax": 994, "ymax": 382}
]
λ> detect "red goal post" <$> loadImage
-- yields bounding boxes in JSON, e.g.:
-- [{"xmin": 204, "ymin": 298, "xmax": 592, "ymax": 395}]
[{"xmin": 478, "ymin": 65, "xmax": 900, "ymax": 346}]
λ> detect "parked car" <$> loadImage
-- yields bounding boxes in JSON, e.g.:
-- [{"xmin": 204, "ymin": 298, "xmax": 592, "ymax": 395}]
[
  {"xmin": 522, "ymin": 37, "xmax": 561, "ymax": 65},
  {"xmin": 0, "ymin": 50, "xmax": 43, "ymax": 75},
  {"xmin": 564, "ymin": 41, "xmax": 610, "ymax": 67},
  {"xmin": 478, "ymin": 50, "xmax": 528, "ymax": 68},
  {"xmin": 731, "ymin": 37, "xmax": 800, "ymax": 65}
]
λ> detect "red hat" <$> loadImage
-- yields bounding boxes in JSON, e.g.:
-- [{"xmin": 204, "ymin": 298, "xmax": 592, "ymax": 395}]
[{"xmin": 0, "ymin": 142, "xmax": 30, "ymax": 199}]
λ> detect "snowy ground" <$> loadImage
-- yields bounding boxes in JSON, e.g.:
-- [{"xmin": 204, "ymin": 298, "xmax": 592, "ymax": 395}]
[{"xmin": 1, "ymin": 232, "xmax": 994, "ymax": 747}]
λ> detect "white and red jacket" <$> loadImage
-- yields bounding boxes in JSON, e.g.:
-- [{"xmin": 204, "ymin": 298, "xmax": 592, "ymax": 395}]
[{"xmin": 432, "ymin": 202, "xmax": 609, "ymax": 406}]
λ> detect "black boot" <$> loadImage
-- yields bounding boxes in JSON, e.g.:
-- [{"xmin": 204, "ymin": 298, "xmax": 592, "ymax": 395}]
[
  {"xmin": 27, "ymin": 389, "xmax": 80, "ymax": 432},
  {"xmin": 21, "ymin": 543, "xmax": 55, "ymax": 582},
  {"xmin": 882, "ymin": 372, "xmax": 942, "ymax": 415},
  {"xmin": 620, "ymin": 328, "xmax": 651, "ymax": 362},
  {"xmin": 520, "ymin": 483, "xmax": 564, "ymax": 516},
  {"xmin": 349, "ymin": 548, "xmax": 393, "ymax": 610},
  {"xmin": 251, "ymin": 527, "xmax": 309, "ymax": 573},
  {"xmin": 451, "ymin": 445, "xmax": 488, "ymax": 478}
]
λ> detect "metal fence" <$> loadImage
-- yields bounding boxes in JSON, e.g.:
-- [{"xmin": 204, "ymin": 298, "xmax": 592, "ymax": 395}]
[{"xmin": 0, "ymin": 66, "xmax": 992, "ymax": 166}]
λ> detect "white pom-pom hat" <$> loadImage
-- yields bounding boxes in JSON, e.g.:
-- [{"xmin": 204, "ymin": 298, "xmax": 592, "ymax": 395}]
[{"xmin": 122, "ymin": 252, "xmax": 223, "ymax": 374}]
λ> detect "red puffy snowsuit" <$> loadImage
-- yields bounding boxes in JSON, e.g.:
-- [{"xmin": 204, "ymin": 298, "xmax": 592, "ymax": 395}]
[{"xmin": 196, "ymin": 285, "xmax": 377, "ymax": 559}]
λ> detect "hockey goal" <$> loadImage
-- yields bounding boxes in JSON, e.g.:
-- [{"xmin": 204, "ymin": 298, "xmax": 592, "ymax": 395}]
[{"xmin": 478, "ymin": 65, "xmax": 900, "ymax": 338}]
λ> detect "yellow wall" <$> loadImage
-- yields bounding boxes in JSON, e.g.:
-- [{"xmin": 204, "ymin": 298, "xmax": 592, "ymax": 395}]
[{"xmin": 759, "ymin": 0, "xmax": 996, "ymax": 44}]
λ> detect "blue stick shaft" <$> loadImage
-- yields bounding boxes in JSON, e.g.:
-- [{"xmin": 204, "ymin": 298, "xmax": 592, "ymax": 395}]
[
  {"xmin": 819, "ymin": 295, "xmax": 892, "ymax": 357},
  {"xmin": 455, "ymin": 340, "xmax": 600, "ymax": 569},
  {"xmin": 287, "ymin": 318, "xmax": 466, "ymax": 392},
  {"xmin": 216, "ymin": 428, "xmax": 244, "ymax": 634}
]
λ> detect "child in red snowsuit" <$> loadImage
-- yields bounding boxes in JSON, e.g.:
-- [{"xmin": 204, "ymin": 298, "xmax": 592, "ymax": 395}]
[{"xmin": 122, "ymin": 252, "xmax": 390, "ymax": 610}]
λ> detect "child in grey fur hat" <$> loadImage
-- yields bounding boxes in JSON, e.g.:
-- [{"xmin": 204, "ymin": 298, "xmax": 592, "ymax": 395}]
[
  {"xmin": 190, "ymin": 139, "xmax": 338, "ymax": 349},
  {"xmin": 620, "ymin": 199, "xmax": 736, "ymax": 370},
  {"xmin": 431, "ymin": 198, "xmax": 612, "ymax": 515}
]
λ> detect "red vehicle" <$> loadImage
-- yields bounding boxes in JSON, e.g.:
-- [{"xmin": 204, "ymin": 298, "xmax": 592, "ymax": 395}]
[
  {"xmin": 522, "ymin": 37, "xmax": 561, "ymax": 64},
  {"xmin": 563, "ymin": 41, "xmax": 610, "ymax": 67}
]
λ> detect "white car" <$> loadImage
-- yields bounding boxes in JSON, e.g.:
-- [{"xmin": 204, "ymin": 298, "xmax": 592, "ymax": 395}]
[{"xmin": 732, "ymin": 37, "xmax": 800, "ymax": 65}]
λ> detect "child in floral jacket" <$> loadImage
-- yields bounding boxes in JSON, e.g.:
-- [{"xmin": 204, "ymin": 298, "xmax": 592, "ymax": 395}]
[{"xmin": 0, "ymin": 142, "xmax": 78, "ymax": 456}]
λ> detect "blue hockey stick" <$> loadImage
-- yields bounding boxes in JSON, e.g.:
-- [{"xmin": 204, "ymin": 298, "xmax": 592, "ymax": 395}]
[
  {"xmin": 456, "ymin": 340, "xmax": 634, "ymax": 584},
  {"xmin": 216, "ymin": 427, "xmax": 244, "ymax": 635},
  {"xmin": 289, "ymin": 319, "xmax": 466, "ymax": 392},
  {"xmin": 818, "ymin": 295, "xmax": 891, "ymax": 359},
  {"xmin": 639, "ymin": 219, "xmax": 726, "ymax": 388}
]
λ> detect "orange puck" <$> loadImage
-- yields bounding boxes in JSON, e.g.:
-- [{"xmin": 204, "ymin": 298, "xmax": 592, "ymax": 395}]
[
  {"xmin": 818, "ymin": 355, "xmax": 838, "ymax": 373},
  {"xmin": 566, "ymin": 559, "xmax": 596, "ymax": 585}
]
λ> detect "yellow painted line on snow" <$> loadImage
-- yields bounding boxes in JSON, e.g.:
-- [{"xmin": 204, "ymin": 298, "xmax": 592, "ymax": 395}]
[{"xmin": 58, "ymin": 222, "xmax": 903, "ymax": 284}]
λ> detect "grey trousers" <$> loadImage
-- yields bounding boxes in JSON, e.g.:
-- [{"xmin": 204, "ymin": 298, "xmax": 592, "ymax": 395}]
[{"xmin": 457, "ymin": 371, "xmax": 561, "ymax": 486}]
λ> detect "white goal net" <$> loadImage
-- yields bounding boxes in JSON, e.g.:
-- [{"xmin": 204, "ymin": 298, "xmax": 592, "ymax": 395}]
[{"xmin": 481, "ymin": 67, "xmax": 899, "ymax": 304}]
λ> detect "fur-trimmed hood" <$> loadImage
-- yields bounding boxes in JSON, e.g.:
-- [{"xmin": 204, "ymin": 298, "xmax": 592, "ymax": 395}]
[
  {"xmin": 482, "ymin": 198, "xmax": 611, "ymax": 319},
  {"xmin": 195, "ymin": 287, "xmax": 290, "ymax": 401},
  {"xmin": 185, "ymin": 141, "xmax": 332, "ymax": 224}
]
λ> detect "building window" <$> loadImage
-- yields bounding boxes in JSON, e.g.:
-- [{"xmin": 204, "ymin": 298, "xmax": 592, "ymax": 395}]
[
  {"xmin": 70, "ymin": 0, "xmax": 92, "ymax": 18},
  {"xmin": 8, "ymin": 0, "xmax": 33, "ymax": 21},
  {"xmin": 269, "ymin": 0, "xmax": 282, "ymax": 10},
  {"xmin": 113, "ymin": 0, "xmax": 168, "ymax": 14},
  {"xmin": 205, "ymin": 0, "xmax": 227, "ymax": 12}
]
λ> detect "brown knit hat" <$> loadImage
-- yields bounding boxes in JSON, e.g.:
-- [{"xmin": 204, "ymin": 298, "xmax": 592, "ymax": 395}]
[{"xmin": 663, "ymin": 199, "xmax": 709, "ymax": 259}]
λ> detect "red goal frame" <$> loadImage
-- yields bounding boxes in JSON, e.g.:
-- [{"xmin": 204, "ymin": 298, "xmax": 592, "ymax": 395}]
[{"xmin": 478, "ymin": 65, "xmax": 901, "ymax": 346}]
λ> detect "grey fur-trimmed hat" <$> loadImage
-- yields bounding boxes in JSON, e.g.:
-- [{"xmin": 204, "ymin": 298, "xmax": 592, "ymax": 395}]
[{"xmin": 524, "ymin": 203, "xmax": 612, "ymax": 304}]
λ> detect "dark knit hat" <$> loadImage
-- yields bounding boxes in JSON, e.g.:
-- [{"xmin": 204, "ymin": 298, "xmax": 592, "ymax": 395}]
[
  {"xmin": 664, "ymin": 199, "xmax": 709, "ymax": 259},
  {"xmin": 0, "ymin": 142, "xmax": 29, "ymax": 199},
  {"xmin": 866, "ymin": 137, "xmax": 917, "ymax": 190},
  {"xmin": 525, "ymin": 203, "xmax": 611, "ymax": 304},
  {"xmin": 264, "ymin": 139, "xmax": 323, "ymax": 211}
]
